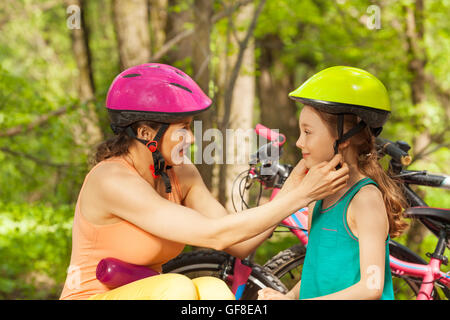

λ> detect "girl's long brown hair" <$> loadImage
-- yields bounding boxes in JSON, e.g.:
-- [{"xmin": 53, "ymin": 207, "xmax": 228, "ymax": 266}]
[{"xmin": 317, "ymin": 111, "xmax": 409, "ymax": 238}]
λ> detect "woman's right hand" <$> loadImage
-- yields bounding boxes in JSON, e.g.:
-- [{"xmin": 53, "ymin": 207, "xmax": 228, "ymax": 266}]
[{"xmin": 293, "ymin": 154, "xmax": 349, "ymax": 205}]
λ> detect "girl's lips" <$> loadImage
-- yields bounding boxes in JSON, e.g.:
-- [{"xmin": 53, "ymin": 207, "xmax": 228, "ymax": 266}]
[{"xmin": 302, "ymin": 153, "xmax": 310, "ymax": 158}]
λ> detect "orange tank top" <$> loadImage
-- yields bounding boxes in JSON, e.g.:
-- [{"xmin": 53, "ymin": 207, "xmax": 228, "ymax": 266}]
[{"xmin": 59, "ymin": 157, "xmax": 185, "ymax": 300}]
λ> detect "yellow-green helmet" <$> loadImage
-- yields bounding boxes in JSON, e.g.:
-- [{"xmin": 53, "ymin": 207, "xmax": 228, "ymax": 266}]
[
  {"xmin": 289, "ymin": 66, "xmax": 391, "ymax": 157},
  {"xmin": 289, "ymin": 66, "xmax": 390, "ymax": 132}
]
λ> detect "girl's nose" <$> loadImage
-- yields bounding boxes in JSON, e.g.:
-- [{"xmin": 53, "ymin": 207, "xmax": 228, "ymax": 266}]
[{"xmin": 296, "ymin": 135, "xmax": 303, "ymax": 149}]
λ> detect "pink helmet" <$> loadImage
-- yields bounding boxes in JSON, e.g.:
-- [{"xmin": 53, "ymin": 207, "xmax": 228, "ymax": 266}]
[
  {"xmin": 106, "ymin": 63, "xmax": 212, "ymax": 131},
  {"xmin": 105, "ymin": 63, "xmax": 211, "ymax": 193}
]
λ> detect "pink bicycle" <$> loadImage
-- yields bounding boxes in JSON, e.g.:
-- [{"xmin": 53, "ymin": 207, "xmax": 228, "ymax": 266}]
[{"xmin": 163, "ymin": 125, "xmax": 450, "ymax": 300}]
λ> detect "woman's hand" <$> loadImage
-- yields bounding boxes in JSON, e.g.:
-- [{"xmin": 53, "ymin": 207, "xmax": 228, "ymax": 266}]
[
  {"xmin": 277, "ymin": 158, "xmax": 308, "ymax": 197},
  {"xmin": 257, "ymin": 288, "xmax": 294, "ymax": 300},
  {"xmin": 291, "ymin": 154, "xmax": 349, "ymax": 205}
]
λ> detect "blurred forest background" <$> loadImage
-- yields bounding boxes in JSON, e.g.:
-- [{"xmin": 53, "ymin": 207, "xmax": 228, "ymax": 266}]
[{"xmin": 0, "ymin": 0, "xmax": 449, "ymax": 299}]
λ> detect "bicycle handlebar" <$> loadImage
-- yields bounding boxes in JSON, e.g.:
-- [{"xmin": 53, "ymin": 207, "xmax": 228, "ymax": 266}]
[
  {"xmin": 255, "ymin": 123, "xmax": 286, "ymax": 146},
  {"xmin": 397, "ymin": 170, "xmax": 450, "ymax": 190},
  {"xmin": 376, "ymin": 137, "xmax": 412, "ymax": 166}
]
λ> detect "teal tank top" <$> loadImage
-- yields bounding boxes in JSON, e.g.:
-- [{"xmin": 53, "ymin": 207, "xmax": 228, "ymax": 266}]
[{"xmin": 299, "ymin": 177, "xmax": 394, "ymax": 300}]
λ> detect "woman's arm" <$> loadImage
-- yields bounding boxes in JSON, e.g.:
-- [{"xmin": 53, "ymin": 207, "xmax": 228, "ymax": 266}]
[
  {"xmin": 306, "ymin": 185, "xmax": 389, "ymax": 300},
  {"xmin": 179, "ymin": 162, "xmax": 277, "ymax": 259},
  {"xmin": 180, "ymin": 159, "xmax": 318, "ymax": 258},
  {"xmin": 94, "ymin": 154, "xmax": 348, "ymax": 251}
]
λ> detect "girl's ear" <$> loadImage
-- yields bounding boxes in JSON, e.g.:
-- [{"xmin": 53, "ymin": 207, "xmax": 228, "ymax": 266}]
[{"xmin": 338, "ymin": 139, "xmax": 351, "ymax": 151}]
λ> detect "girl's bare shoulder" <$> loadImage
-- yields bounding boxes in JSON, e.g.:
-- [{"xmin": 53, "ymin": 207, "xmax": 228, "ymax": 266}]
[{"xmin": 347, "ymin": 184, "xmax": 388, "ymax": 237}]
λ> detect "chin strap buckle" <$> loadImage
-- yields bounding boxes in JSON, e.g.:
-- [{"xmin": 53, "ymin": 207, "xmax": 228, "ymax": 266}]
[
  {"xmin": 146, "ymin": 140, "xmax": 158, "ymax": 153},
  {"xmin": 149, "ymin": 165, "xmax": 159, "ymax": 179}
]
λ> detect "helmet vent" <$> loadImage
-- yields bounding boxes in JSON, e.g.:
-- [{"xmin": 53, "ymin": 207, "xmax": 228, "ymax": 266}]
[
  {"xmin": 175, "ymin": 70, "xmax": 186, "ymax": 78},
  {"xmin": 169, "ymin": 82, "xmax": 192, "ymax": 93},
  {"xmin": 144, "ymin": 65, "xmax": 160, "ymax": 68},
  {"xmin": 122, "ymin": 73, "xmax": 142, "ymax": 78}
]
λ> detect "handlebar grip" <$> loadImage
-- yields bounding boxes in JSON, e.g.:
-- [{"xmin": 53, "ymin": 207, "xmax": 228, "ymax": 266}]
[
  {"xmin": 376, "ymin": 137, "xmax": 412, "ymax": 166},
  {"xmin": 255, "ymin": 123, "xmax": 286, "ymax": 146}
]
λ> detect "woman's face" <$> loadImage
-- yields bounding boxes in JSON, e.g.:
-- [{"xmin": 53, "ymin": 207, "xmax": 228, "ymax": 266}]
[
  {"xmin": 160, "ymin": 116, "xmax": 195, "ymax": 166},
  {"xmin": 296, "ymin": 106, "xmax": 336, "ymax": 168}
]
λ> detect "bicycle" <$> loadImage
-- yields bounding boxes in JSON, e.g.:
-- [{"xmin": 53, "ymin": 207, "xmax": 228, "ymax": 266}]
[{"xmin": 163, "ymin": 124, "xmax": 450, "ymax": 300}]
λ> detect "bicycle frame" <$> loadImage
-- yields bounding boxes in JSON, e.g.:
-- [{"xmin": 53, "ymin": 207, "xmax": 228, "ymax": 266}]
[{"xmin": 231, "ymin": 127, "xmax": 449, "ymax": 300}]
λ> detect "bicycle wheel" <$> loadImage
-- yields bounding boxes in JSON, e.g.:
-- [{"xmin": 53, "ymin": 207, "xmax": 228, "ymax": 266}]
[
  {"xmin": 263, "ymin": 244, "xmax": 306, "ymax": 292},
  {"xmin": 263, "ymin": 243, "xmax": 446, "ymax": 300},
  {"xmin": 162, "ymin": 249, "xmax": 287, "ymax": 300}
]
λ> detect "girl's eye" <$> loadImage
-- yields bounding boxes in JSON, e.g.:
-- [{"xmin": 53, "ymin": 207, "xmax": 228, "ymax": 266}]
[{"xmin": 304, "ymin": 130, "xmax": 311, "ymax": 135}]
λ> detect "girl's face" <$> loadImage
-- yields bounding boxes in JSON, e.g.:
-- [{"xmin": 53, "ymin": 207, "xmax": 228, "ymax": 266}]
[
  {"xmin": 160, "ymin": 116, "xmax": 195, "ymax": 166},
  {"xmin": 296, "ymin": 106, "xmax": 336, "ymax": 168}
]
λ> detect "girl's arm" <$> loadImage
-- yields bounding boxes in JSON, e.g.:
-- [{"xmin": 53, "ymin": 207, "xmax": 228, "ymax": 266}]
[
  {"xmin": 94, "ymin": 155, "xmax": 348, "ymax": 251},
  {"xmin": 307, "ymin": 185, "xmax": 389, "ymax": 300}
]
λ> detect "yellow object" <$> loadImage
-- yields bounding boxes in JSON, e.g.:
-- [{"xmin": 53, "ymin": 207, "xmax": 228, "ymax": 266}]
[
  {"xmin": 89, "ymin": 274, "xmax": 235, "ymax": 300},
  {"xmin": 192, "ymin": 276, "xmax": 236, "ymax": 300}
]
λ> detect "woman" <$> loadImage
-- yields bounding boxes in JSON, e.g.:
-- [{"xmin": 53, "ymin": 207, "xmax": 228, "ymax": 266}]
[{"xmin": 59, "ymin": 63, "xmax": 349, "ymax": 300}]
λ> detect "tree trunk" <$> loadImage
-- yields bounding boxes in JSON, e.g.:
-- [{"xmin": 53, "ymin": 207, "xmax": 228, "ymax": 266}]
[
  {"xmin": 217, "ymin": 3, "xmax": 257, "ymax": 210},
  {"xmin": 405, "ymin": 0, "xmax": 426, "ymax": 106},
  {"xmin": 403, "ymin": 0, "xmax": 429, "ymax": 252},
  {"xmin": 148, "ymin": 0, "xmax": 168, "ymax": 53},
  {"xmin": 192, "ymin": 0, "xmax": 214, "ymax": 189},
  {"xmin": 112, "ymin": 0, "xmax": 151, "ymax": 70},
  {"xmin": 163, "ymin": 0, "xmax": 193, "ymax": 68},
  {"xmin": 257, "ymin": 34, "xmax": 300, "ymax": 166},
  {"xmin": 66, "ymin": 0, "xmax": 103, "ymax": 151}
]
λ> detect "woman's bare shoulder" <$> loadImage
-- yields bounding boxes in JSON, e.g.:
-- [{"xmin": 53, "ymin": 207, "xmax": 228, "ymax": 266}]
[
  {"xmin": 90, "ymin": 160, "xmax": 135, "ymax": 180},
  {"xmin": 80, "ymin": 160, "xmax": 142, "ymax": 225}
]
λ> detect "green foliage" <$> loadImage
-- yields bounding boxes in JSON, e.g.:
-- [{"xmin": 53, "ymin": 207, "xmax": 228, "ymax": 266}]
[
  {"xmin": 0, "ymin": 66, "xmax": 89, "ymax": 205},
  {"xmin": 0, "ymin": 201, "xmax": 73, "ymax": 299}
]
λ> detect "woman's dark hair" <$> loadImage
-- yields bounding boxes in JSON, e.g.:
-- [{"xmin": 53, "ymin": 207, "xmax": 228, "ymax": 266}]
[{"xmin": 92, "ymin": 120, "xmax": 162, "ymax": 166}]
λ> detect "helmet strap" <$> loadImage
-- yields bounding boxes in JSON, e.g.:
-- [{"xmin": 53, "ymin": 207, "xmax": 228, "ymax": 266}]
[
  {"xmin": 333, "ymin": 118, "xmax": 367, "ymax": 154},
  {"xmin": 125, "ymin": 124, "xmax": 172, "ymax": 193},
  {"xmin": 370, "ymin": 127, "xmax": 383, "ymax": 137},
  {"xmin": 333, "ymin": 115, "xmax": 367, "ymax": 169}
]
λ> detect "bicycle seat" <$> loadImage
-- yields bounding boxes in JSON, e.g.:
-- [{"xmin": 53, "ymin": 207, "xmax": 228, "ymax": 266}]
[{"xmin": 404, "ymin": 207, "xmax": 449, "ymax": 239}]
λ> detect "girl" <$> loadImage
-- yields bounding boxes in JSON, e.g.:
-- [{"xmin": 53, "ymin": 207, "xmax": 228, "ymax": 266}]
[
  {"xmin": 258, "ymin": 66, "xmax": 408, "ymax": 300},
  {"xmin": 59, "ymin": 63, "xmax": 349, "ymax": 300}
]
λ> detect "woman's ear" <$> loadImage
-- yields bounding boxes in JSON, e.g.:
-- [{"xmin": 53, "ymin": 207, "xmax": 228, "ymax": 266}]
[{"xmin": 136, "ymin": 125, "xmax": 155, "ymax": 141}]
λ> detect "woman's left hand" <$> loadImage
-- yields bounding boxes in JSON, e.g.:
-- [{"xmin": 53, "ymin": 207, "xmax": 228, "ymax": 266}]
[{"xmin": 257, "ymin": 288, "xmax": 293, "ymax": 300}]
